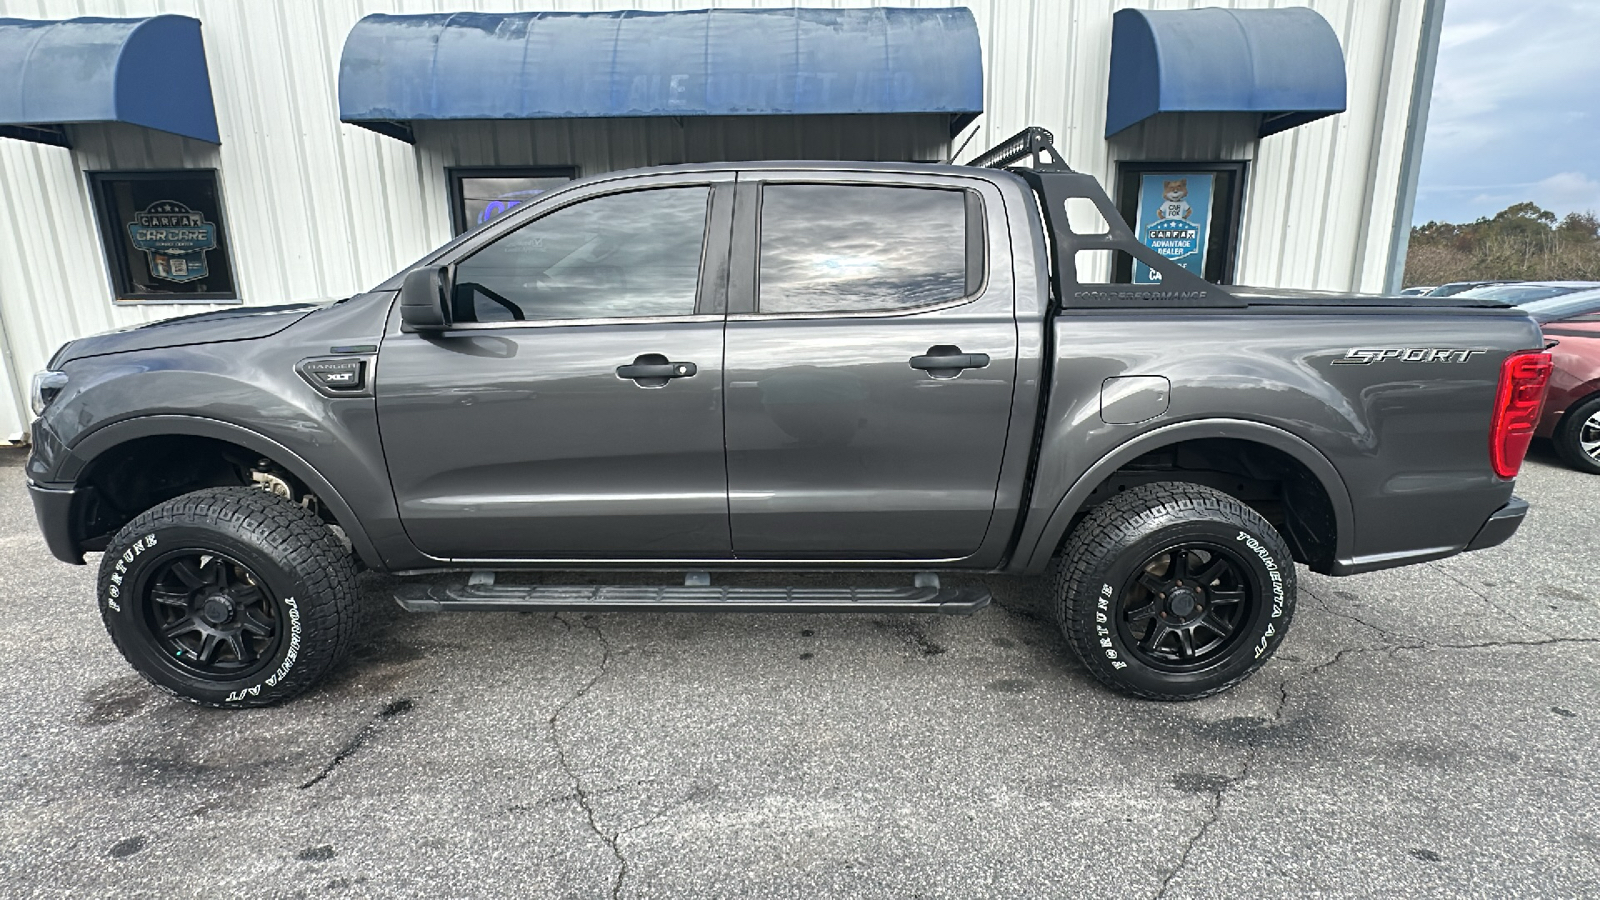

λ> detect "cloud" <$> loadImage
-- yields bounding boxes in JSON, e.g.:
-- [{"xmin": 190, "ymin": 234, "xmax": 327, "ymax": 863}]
[
  {"xmin": 1529, "ymin": 172, "xmax": 1600, "ymax": 216},
  {"xmin": 1414, "ymin": 0, "xmax": 1600, "ymax": 223}
]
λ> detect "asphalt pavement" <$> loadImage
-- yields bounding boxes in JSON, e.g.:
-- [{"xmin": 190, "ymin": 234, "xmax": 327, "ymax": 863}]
[{"xmin": 0, "ymin": 443, "xmax": 1596, "ymax": 899}]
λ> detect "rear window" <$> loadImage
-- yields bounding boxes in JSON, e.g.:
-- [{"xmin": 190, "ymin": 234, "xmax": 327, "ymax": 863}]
[{"xmin": 757, "ymin": 184, "xmax": 971, "ymax": 314}]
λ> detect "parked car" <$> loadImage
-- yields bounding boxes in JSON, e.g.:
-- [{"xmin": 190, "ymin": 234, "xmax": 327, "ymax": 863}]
[
  {"xmin": 24, "ymin": 129, "xmax": 1550, "ymax": 708},
  {"xmin": 1514, "ymin": 286, "xmax": 1600, "ymax": 324},
  {"xmin": 1538, "ymin": 315, "xmax": 1600, "ymax": 473},
  {"xmin": 1399, "ymin": 285, "xmax": 1435, "ymax": 296},
  {"xmin": 1451, "ymin": 281, "xmax": 1600, "ymax": 308},
  {"xmin": 1427, "ymin": 280, "xmax": 1511, "ymax": 297}
]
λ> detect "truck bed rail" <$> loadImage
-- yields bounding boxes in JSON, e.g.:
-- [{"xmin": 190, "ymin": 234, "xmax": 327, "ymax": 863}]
[{"xmin": 970, "ymin": 127, "xmax": 1242, "ymax": 310}]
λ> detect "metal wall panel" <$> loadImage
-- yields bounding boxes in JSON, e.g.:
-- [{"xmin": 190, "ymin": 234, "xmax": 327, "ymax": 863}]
[{"xmin": 0, "ymin": 0, "xmax": 1427, "ymax": 443}]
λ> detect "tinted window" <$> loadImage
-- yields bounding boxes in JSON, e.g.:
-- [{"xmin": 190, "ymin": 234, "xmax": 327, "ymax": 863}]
[
  {"xmin": 452, "ymin": 187, "xmax": 709, "ymax": 322},
  {"xmin": 758, "ymin": 185, "xmax": 968, "ymax": 314}
]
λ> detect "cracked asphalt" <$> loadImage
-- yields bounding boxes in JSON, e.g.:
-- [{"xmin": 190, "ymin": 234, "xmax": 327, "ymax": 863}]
[{"xmin": 2, "ymin": 443, "xmax": 1598, "ymax": 899}]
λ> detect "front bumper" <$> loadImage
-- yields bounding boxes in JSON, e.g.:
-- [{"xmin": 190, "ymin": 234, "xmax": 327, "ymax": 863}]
[
  {"xmin": 1464, "ymin": 495, "xmax": 1528, "ymax": 552},
  {"xmin": 27, "ymin": 482, "xmax": 83, "ymax": 565}
]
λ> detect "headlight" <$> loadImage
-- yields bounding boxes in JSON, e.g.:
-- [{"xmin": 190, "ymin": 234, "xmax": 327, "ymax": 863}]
[{"xmin": 30, "ymin": 370, "xmax": 68, "ymax": 416}]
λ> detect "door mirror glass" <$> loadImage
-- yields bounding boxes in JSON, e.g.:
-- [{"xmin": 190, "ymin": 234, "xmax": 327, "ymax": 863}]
[{"xmin": 399, "ymin": 265, "xmax": 451, "ymax": 331}]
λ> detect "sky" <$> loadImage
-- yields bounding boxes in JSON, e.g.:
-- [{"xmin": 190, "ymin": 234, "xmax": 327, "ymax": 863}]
[{"xmin": 1413, "ymin": 0, "xmax": 1600, "ymax": 225}]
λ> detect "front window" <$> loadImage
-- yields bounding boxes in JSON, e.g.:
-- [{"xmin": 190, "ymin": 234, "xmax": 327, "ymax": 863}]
[{"xmin": 450, "ymin": 186, "xmax": 709, "ymax": 323}]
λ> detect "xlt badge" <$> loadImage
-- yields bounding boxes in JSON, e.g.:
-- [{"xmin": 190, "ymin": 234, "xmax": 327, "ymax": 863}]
[{"xmin": 1333, "ymin": 348, "xmax": 1489, "ymax": 365}]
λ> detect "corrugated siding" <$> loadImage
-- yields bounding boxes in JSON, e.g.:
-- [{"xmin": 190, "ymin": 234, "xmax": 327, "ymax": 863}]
[{"xmin": 0, "ymin": 0, "xmax": 1425, "ymax": 442}]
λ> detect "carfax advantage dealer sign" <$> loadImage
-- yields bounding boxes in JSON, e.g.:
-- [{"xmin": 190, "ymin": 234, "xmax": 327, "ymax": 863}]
[{"xmin": 1132, "ymin": 172, "xmax": 1215, "ymax": 284}]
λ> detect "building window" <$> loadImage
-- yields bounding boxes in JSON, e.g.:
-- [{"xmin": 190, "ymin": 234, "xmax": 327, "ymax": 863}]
[
  {"xmin": 88, "ymin": 170, "xmax": 240, "ymax": 304},
  {"xmin": 1114, "ymin": 161, "xmax": 1247, "ymax": 285},
  {"xmin": 448, "ymin": 166, "xmax": 578, "ymax": 235}
]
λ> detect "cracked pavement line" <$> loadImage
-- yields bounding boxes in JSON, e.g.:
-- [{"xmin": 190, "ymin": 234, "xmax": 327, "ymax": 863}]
[
  {"xmin": 547, "ymin": 613, "xmax": 628, "ymax": 900},
  {"xmin": 1145, "ymin": 630, "xmax": 1600, "ymax": 899},
  {"xmin": 1151, "ymin": 644, "xmax": 1371, "ymax": 900}
]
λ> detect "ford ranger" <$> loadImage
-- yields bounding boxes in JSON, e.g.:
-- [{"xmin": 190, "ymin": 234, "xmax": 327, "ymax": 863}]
[{"xmin": 25, "ymin": 129, "xmax": 1550, "ymax": 707}]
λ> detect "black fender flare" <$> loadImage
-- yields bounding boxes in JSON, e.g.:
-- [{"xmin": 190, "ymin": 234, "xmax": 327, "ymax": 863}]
[
  {"xmin": 1016, "ymin": 417, "xmax": 1354, "ymax": 574},
  {"xmin": 60, "ymin": 415, "xmax": 384, "ymax": 569}
]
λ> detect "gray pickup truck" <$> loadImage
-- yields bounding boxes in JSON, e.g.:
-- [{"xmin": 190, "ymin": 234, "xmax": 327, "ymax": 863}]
[{"xmin": 26, "ymin": 129, "xmax": 1551, "ymax": 707}]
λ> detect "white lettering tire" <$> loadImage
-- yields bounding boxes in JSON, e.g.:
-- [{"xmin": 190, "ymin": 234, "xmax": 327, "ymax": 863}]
[
  {"xmin": 96, "ymin": 487, "xmax": 358, "ymax": 708},
  {"xmin": 1051, "ymin": 482, "xmax": 1297, "ymax": 700}
]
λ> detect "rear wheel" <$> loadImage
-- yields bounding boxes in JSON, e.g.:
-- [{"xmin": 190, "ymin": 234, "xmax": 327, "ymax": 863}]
[
  {"xmin": 1553, "ymin": 394, "xmax": 1600, "ymax": 475},
  {"xmin": 1052, "ymin": 482, "xmax": 1296, "ymax": 700},
  {"xmin": 97, "ymin": 487, "xmax": 357, "ymax": 707}
]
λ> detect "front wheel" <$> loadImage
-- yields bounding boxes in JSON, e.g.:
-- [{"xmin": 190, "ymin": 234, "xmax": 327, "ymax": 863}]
[
  {"xmin": 97, "ymin": 487, "xmax": 358, "ymax": 708},
  {"xmin": 1052, "ymin": 482, "xmax": 1296, "ymax": 700}
]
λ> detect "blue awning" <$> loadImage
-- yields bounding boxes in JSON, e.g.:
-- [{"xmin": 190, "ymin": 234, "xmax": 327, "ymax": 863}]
[
  {"xmin": 338, "ymin": 7, "xmax": 983, "ymax": 142},
  {"xmin": 0, "ymin": 15, "xmax": 219, "ymax": 147},
  {"xmin": 1105, "ymin": 8, "xmax": 1346, "ymax": 139}
]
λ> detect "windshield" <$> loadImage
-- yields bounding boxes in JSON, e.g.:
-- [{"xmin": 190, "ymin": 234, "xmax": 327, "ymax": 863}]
[
  {"xmin": 1451, "ymin": 283, "xmax": 1593, "ymax": 303},
  {"xmin": 1519, "ymin": 290, "xmax": 1600, "ymax": 322}
]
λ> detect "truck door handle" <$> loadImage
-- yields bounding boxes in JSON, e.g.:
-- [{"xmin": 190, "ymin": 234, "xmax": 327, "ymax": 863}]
[
  {"xmin": 909, "ymin": 346, "xmax": 990, "ymax": 378},
  {"xmin": 616, "ymin": 354, "xmax": 696, "ymax": 387}
]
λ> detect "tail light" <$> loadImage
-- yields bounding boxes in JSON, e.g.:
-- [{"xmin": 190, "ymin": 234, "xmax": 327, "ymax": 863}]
[{"xmin": 1489, "ymin": 350, "xmax": 1553, "ymax": 478}]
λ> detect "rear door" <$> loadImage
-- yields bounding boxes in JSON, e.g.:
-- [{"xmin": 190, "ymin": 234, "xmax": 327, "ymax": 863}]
[
  {"xmin": 376, "ymin": 173, "xmax": 734, "ymax": 561},
  {"xmin": 723, "ymin": 170, "xmax": 1018, "ymax": 560}
]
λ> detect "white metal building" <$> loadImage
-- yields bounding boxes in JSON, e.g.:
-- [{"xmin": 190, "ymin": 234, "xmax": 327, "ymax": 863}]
[{"xmin": 0, "ymin": 0, "xmax": 1444, "ymax": 443}]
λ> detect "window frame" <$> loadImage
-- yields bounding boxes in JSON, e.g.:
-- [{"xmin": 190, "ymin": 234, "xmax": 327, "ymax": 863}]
[
  {"xmin": 87, "ymin": 169, "xmax": 242, "ymax": 305},
  {"xmin": 437, "ymin": 179, "xmax": 732, "ymax": 330},
  {"xmin": 446, "ymin": 165, "xmax": 580, "ymax": 236},
  {"xmin": 731, "ymin": 176, "xmax": 989, "ymax": 320}
]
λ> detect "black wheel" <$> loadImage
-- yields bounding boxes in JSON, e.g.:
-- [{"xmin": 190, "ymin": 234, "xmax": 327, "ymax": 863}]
[
  {"xmin": 97, "ymin": 487, "xmax": 358, "ymax": 708},
  {"xmin": 1553, "ymin": 394, "xmax": 1600, "ymax": 475},
  {"xmin": 1052, "ymin": 482, "xmax": 1296, "ymax": 700}
]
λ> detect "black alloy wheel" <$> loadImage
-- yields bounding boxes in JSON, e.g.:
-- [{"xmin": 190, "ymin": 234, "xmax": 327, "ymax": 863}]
[
  {"xmin": 1115, "ymin": 542, "xmax": 1255, "ymax": 672},
  {"xmin": 1052, "ymin": 481, "xmax": 1296, "ymax": 700},
  {"xmin": 140, "ymin": 550, "xmax": 282, "ymax": 681},
  {"xmin": 98, "ymin": 486, "xmax": 358, "ymax": 708}
]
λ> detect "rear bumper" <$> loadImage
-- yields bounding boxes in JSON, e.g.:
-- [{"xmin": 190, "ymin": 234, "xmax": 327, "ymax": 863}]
[
  {"xmin": 1464, "ymin": 495, "xmax": 1528, "ymax": 552},
  {"xmin": 1329, "ymin": 495, "xmax": 1526, "ymax": 575},
  {"xmin": 27, "ymin": 481, "xmax": 83, "ymax": 565}
]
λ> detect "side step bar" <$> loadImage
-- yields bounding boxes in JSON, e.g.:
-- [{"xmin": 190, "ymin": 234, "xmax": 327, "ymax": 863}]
[{"xmin": 393, "ymin": 574, "xmax": 990, "ymax": 616}]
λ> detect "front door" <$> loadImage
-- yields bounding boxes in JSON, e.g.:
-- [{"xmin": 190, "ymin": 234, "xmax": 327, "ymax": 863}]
[
  {"xmin": 376, "ymin": 176, "xmax": 733, "ymax": 560},
  {"xmin": 723, "ymin": 173, "xmax": 1018, "ymax": 560}
]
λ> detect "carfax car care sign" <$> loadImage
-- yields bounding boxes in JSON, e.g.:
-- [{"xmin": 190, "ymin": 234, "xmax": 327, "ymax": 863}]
[
  {"xmin": 126, "ymin": 201, "xmax": 218, "ymax": 283},
  {"xmin": 1132, "ymin": 173, "xmax": 1215, "ymax": 284}
]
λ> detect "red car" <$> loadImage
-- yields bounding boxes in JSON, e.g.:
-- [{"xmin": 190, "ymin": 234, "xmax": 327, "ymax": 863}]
[{"xmin": 1538, "ymin": 316, "xmax": 1600, "ymax": 473}]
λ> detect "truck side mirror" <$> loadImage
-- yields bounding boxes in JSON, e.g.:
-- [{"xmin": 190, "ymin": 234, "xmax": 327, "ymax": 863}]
[{"xmin": 399, "ymin": 265, "xmax": 452, "ymax": 332}]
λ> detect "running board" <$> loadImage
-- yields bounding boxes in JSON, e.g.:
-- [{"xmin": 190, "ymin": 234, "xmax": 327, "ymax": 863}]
[{"xmin": 393, "ymin": 575, "xmax": 989, "ymax": 615}]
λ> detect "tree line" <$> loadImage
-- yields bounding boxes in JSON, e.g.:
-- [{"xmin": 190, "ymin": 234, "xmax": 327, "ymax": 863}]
[{"xmin": 1404, "ymin": 203, "xmax": 1600, "ymax": 287}]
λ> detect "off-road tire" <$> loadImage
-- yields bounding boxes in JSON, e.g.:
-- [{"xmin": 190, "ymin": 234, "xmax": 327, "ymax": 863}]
[
  {"xmin": 1052, "ymin": 482, "xmax": 1296, "ymax": 700},
  {"xmin": 97, "ymin": 487, "xmax": 358, "ymax": 708},
  {"xmin": 1553, "ymin": 394, "xmax": 1600, "ymax": 475}
]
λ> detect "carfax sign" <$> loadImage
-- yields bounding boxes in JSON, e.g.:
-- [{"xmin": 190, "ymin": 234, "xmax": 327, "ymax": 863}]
[
  {"xmin": 127, "ymin": 200, "xmax": 218, "ymax": 283},
  {"xmin": 1132, "ymin": 173, "xmax": 1215, "ymax": 284}
]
